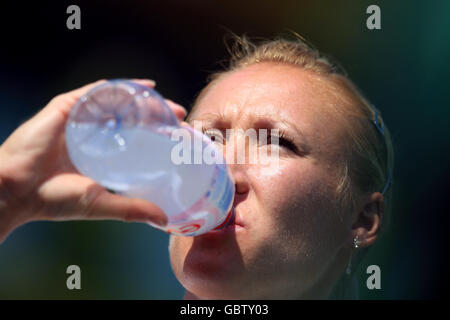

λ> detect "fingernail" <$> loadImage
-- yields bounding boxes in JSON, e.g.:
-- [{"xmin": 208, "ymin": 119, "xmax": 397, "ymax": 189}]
[
  {"xmin": 146, "ymin": 79, "xmax": 156, "ymax": 86},
  {"xmin": 175, "ymin": 104, "xmax": 187, "ymax": 116},
  {"xmin": 132, "ymin": 79, "xmax": 156, "ymax": 86}
]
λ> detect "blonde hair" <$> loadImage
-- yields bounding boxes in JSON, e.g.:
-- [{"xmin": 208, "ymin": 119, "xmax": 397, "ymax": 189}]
[{"xmin": 189, "ymin": 34, "xmax": 394, "ymax": 297}]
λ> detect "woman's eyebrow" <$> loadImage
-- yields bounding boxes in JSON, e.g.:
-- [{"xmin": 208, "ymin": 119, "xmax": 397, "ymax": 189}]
[
  {"xmin": 250, "ymin": 113, "xmax": 307, "ymax": 140},
  {"xmin": 189, "ymin": 112, "xmax": 228, "ymax": 127},
  {"xmin": 192, "ymin": 111, "xmax": 309, "ymax": 147},
  {"xmin": 191, "ymin": 111, "xmax": 302, "ymax": 132}
]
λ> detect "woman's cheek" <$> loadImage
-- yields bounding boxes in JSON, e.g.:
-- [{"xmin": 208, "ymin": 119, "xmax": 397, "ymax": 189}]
[
  {"xmin": 249, "ymin": 161, "xmax": 308, "ymax": 203},
  {"xmin": 247, "ymin": 164, "xmax": 301, "ymax": 227},
  {"xmin": 251, "ymin": 160, "xmax": 335, "ymax": 229}
]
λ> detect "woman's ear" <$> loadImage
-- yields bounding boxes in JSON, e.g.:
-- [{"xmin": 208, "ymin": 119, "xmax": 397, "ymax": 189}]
[{"xmin": 352, "ymin": 192, "xmax": 384, "ymax": 248}]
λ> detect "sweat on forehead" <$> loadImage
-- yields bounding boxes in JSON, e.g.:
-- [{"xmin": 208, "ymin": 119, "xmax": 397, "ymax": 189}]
[{"xmin": 188, "ymin": 62, "xmax": 356, "ymax": 126}]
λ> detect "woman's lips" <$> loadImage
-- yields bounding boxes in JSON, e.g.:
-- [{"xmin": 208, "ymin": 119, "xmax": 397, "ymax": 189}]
[
  {"xmin": 218, "ymin": 206, "xmax": 246, "ymax": 229},
  {"xmin": 233, "ymin": 212, "xmax": 246, "ymax": 229},
  {"xmin": 226, "ymin": 207, "xmax": 246, "ymax": 229},
  {"xmin": 198, "ymin": 208, "xmax": 246, "ymax": 237}
]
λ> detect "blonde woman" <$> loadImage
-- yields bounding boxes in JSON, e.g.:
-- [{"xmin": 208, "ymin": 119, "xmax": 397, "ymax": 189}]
[{"xmin": 0, "ymin": 35, "xmax": 393, "ymax": 299}]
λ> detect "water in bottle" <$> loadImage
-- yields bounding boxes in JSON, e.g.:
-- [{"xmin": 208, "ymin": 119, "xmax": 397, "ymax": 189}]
[{"xmin": 65, "ymin": 80, "xmax": 235, "ymax": 236}]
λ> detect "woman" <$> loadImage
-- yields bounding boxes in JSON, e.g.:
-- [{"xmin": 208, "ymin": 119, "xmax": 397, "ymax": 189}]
[{"xmin": 0, "ymin": 35, "xmax": 393, "ymax": 299}]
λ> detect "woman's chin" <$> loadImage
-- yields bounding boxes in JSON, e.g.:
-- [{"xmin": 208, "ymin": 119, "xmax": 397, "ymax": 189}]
[
  {"xmin": 169, "ymin": 225, "xmax": 250, "ymax": 298},
  {"xmin": 184, "ymin": 243, "xmax": 244, "ymax": 277},
  {"xmin": 179, "ymin": 269, "xmax": 245, "ymax": 300},
  {"xmin": 170, "ymin": 240, "xmax": 245, "ymax": 296}
]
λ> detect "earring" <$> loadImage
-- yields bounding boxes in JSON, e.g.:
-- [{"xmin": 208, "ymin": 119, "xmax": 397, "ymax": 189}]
[
  {"xmin": 346, "ymin": 236, "xmax": 360, "ymax": 275},
  {"xmin": 353, "ymin": 235, "xmax": 360, "ymax": 249}
]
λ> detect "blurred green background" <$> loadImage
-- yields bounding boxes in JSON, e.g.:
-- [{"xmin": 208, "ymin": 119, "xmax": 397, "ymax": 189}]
[{"xmin": 0, "ymin": 0, "xmax": 449, "ymax": 299}]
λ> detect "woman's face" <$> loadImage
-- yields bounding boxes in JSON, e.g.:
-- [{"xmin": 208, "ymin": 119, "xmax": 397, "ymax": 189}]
[{"xmin": 169, "ymin": 62, "xmax": 356, "ymax": 299}]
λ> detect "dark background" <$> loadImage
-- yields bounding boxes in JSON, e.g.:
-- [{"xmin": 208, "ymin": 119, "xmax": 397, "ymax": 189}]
[{"xmin": 0, "ymin": 0, "xmax": 449, "ymax": 299}]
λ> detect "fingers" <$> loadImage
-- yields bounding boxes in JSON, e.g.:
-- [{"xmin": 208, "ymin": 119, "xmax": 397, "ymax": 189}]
[
  {"xmin": 165, "ymin": 99, "xmax": 187, "ymax": 122},
  {"xmin": 130, "ymin": 78, "xmax": 156, "ymax": 88},
  {"xmin": 45, "ymin": 78, "xmax": 158, "ymax": 116},
  {"xmin": 63, "ymin": 79, "xmax": 108, "ymax": 102},
  {"xmin": 66, "ymin": 78, "xmax": 156, "ymax": 100},
  {"xmin": 129, "ymin": 79, "xmax": 189, "ymax": 123},
  {"xmin": 43, "ymin": 79, "xmax": 107, "ymax": 117},
  {"xmin": 35, "ymin": 79, "xmax": 158, "ymax": 139},
  {"xmin": 129, "ymin": 80, "xmax": 188, "ymax": 122},
  {"xmin": 84, "ymin": 185, "xmax": 168, "ymax": 226},
  {"xmin": 36, "ymin": 174, "xmax": 168, "ymax": 227},
  {"xmin": 21, "ymin": 80, "xmax": 109, "ymax": 152},
  {"xmin": 44, "ymin": 78, "xmax": 185, "ymax": 122},
  {"xmin": 122, "ymin": 80, "xmax": 189, "ymax": 122},
  {"xmin": 179, "ymin": 121, "xmax": 192, "ymax": 128}
]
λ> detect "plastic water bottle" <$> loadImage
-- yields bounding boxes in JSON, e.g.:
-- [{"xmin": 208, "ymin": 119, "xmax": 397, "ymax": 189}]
[{"xmin": 65, "ymin": 80, "xmax": 235, "ymax": 236}]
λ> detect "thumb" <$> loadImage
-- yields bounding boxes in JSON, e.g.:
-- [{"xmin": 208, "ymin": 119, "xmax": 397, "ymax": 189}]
[
  {"xmin": 37, "ymin": 174, "xmax": 169, "ymax": 227},
  {"xmin": 82, "ymin": 184, "xmax": 169, "ymax": 226}
]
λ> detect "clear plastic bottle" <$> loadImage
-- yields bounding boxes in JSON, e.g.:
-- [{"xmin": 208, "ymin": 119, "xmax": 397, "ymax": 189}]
[{"xmin": 65, "ymin": 80, "xmax": 235, "ymax": 236}]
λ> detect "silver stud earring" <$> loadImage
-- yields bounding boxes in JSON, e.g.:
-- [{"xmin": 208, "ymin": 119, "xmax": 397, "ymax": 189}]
[
  {"xmin": 346, "ymin": 236, "xmax": 360, "ymax": 275},
  {"xmin": 353, "ymin": 235, "xmax": 360, "ymax": 249}
]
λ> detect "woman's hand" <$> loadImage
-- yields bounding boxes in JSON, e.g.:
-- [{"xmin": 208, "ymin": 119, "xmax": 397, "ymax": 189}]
[{"xmin": 0, "ymin": 79, "xmax": 188, "ymax": 243}]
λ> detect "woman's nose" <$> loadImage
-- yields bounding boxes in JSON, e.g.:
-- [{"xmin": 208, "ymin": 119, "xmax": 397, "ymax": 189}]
[
  {"xmin": 229, "ymin": 169, "xmax": 250, "ymax": 195},
  {"xmin": 220, "ymin": 130, "xmax": 250, "ymax": 194}
]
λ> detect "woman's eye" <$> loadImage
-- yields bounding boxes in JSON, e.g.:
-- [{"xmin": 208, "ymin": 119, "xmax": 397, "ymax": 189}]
[
  {"xmin": 266, "ymin": 135, "xmax": 297, "ymax": 152},
  {"xmin": 203, "ymin": 129, "xmax": 224, "ymax": 144},
  {"xmin": 278, "ymin": 138, "xmax": 296, "ymax": 151}
]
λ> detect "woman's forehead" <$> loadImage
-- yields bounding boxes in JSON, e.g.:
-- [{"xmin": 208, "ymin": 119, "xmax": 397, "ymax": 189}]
[{"xmin": 194, "ymin": 63, "xmax": 341, "ymax": 124}]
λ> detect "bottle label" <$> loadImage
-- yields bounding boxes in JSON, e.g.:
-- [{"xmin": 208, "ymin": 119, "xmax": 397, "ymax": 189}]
[{"xmin": 164, "ymin": 163, "xmax": 235, "ymax": 236}]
